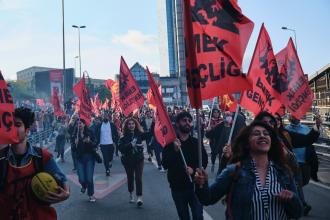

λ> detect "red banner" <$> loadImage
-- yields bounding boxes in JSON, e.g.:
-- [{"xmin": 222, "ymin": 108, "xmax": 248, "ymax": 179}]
[
  {"xmin": 36, "ymin": 99, "xmax": 45, "ymax": 107},
  {"xmin": 219, "ymin": 94, "xmax": 237, "ymax": 112},
  {"xmin": 146, "ymin": 67, "xmax": 176, "ymax": 147},
  {"xmin": 119, "ymin": 56, "xmax": 144, "ymax": 116},
  {"xmin": 91, "ymin": 93, "xmax": 101, "ymax": 117},
  {"xmin": 102, "ymin": 98, "xmax": 110, "ymax": 110},
  {"xmin": 240, "ymin": 24, "xmax": 282, "ymax": 115},
  {"xmin": 51, "ymin": 88, "xmax": 65, "ymax": 117},
  {"xmin": 183, "ymin": 0, "xmax": 254, "ymax": 108},
  {"xmin": 275, "ymin": 38, "xmax": 313, "ymax": 119},
  {"xmin": 105, "ymin": 79, "xmax": 120, "ymax": 109},
  {"xmin": 0, "ymin": 71, "xmax": 18, "ymax": 144},
  {"xmin": 73, "ymin": 75, "xmax": 92, "ymax": 125}
]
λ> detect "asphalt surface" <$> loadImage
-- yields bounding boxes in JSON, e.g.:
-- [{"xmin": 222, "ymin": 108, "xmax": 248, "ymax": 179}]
[{"xmin": 52, "ymin": 143, "xmax": 330, "ymax": 220}]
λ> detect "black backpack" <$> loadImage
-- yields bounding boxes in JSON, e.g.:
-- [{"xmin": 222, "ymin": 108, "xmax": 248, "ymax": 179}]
[{"xmin": 0, "ymin": 146, "xmax": 44, "ymax": 193}]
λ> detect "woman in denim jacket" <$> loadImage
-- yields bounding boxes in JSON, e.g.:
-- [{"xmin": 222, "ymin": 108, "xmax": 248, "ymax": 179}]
[{"xmin": 195, "ymin": 121, "xmax": 303, "ymax": 220}]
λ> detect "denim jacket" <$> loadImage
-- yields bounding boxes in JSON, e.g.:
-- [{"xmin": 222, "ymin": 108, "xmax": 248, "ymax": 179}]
[{"xmin": 195, "ymin": 159, "xmax": 303, "ymax": 220}]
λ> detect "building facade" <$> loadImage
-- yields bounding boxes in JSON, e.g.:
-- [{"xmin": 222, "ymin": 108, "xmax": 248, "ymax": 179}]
[
  {"xmin": 17, "ymin": 66, "xmax": 55, "ymax": 82},
  {"xmin": 309, "ymin": 63, "xmax": 330, "ymax": 114},
  {"xmin": 158, "ymin": 0, "xmax": 188, "ymax": 105}
]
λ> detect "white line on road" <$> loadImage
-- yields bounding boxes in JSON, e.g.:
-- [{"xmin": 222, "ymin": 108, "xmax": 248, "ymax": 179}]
[
  {"xmin": 55, "ymin": 147, "xmax": 71, "ymax": 163},
  {"xmin": 311, "ymin": 180, "xmax": 330, "ymax": 191}
]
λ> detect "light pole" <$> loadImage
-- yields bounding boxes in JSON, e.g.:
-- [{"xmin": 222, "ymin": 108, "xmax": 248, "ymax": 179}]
[
  {"xmin": 281, "ymin": 26, "xmax": 297, "ymax": 52},
  {"xmin": 74, "ymin": 56, "xmax": 79, "ymax": 79},
  {"xmin": 72, "ymin": 25, "xmax": 86, "ymax": 78},
  {"xmin": 61, "ymin": 0, "xmax": 66, "ymax": 101}
]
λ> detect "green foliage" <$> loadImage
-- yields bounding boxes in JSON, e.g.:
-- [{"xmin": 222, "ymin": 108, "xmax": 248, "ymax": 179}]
[
  {"xmin": 94, "ymin": 85, "xmax": 112, "ymax": 102},
  {"xmin": 8, "ymin": 80, "xmax": 35, "ymax": 101}
]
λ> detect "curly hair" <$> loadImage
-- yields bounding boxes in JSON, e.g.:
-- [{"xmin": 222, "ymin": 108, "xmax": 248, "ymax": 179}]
[
  {"xmin": 122, "ymin": 117, "xmax": 144, "ymax": 136},
  {"xmin": 230, "ymin": 121, "xmax": 288, "ymax": 169},
  {"xmin": 14, "ymin": 107, "xmax": 35, "ymax": 129}
]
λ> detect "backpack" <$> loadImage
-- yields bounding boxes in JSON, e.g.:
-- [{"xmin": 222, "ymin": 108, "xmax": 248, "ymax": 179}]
[{"xmin": 0, "ymin": 146, "xmax": 44, "ymax": 194}]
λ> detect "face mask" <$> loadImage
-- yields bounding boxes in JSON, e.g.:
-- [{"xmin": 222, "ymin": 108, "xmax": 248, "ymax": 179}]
[{"xmin": 225, "ymin": 116, "xmax": 232, "ymax": 124}]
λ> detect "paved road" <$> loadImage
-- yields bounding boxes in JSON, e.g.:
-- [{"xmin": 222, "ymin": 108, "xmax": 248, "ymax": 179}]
[{"xmin": 52, "ymin": 143, "xmax": 330, "ymax": 220}]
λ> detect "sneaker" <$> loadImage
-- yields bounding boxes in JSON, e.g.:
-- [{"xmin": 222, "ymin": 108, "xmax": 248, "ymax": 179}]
[
  {"xmin": 304, "ymin": 204, "xmax": 312, "ymax": 216},
  {"xmin": 137, "ymin": 196, "xmax": 143, "ymax": 207},
  {"xmin": 89, "ymin": 196, "xmax": 96, "ymax": 202},
  {"xmin": 158, "ymin": 166, "xmax": 162, "ymax": 170},
  {"xmin": 129, "ymin": 193, "xmax": 135, "ymax": 203},
  {"xmin": 106, "ymin": 170, "xmax": 110, "ymax": 176},
  {"xmin": 81, "ymin": 187, "xmax": 86, "ymax": 194}
]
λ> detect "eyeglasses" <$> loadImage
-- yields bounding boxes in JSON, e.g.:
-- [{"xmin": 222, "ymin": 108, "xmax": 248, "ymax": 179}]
[{"xmin": 250, "ymin": 130, "xmax": 270, "ymax": 137}]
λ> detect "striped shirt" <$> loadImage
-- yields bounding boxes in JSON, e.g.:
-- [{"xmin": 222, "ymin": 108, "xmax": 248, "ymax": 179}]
[{"xmin": 251, "ymin": 160, "xmax": 287, "ymax": 220}]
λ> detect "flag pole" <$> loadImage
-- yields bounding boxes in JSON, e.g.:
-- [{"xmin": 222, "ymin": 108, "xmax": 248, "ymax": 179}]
[
  {"xmin": 178, "ymin": 147, "xmax": 193, "ymax": 182},
  {"xmin": 196, "ymin": 108, "xmax": 202, "ymax": 169},
  {"xmin": 226, "ymin": 103, "xmax": 240, "ymax": 146},
  {"xmin": 207, "ymin": 97, "xmax": 216, "ymax": 128}
]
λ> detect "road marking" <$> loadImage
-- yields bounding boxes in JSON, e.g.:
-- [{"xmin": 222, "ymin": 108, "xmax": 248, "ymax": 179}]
[
  {"xmin": 311, "ymin": 180, "xmax": 330, "ymax": 190},
  {"xmin": 55, "ymin": 147, "xmax": 71, "ymax": 163}
]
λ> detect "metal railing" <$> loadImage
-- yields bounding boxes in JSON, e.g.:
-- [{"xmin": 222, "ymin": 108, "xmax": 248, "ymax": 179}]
[{"xmin": 28, "ymin": 128, "xmax": 55, "ymax": 148}]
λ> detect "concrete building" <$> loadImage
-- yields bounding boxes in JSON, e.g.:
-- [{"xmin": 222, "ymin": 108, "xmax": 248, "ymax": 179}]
[
  {"xmin": 17, "ymin": 66, "xmax": 55, "ymax": 82},
  {"xmin": 158, "ymin": 0, "xmax": 188, "ymax": 105},
  {"xmin": 309, "ymin": 63, "xmax": 330, "ymax": 114}
]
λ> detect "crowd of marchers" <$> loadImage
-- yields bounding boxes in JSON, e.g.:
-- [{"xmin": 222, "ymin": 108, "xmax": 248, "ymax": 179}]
[{"xmin": 0, "ymin": 103, "xmax": 322, "ymax": 220}]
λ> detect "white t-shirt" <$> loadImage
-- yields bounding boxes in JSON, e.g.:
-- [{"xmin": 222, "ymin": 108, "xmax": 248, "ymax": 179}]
[{"xmin": 100, "ymin": 122, "xmax": 113, "ymax": 145}]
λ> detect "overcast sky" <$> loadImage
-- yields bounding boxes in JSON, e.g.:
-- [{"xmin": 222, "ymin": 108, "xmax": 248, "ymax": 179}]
[{"xmin": 0, "ymin": 0, "xmax": 329, "ymax": 80}]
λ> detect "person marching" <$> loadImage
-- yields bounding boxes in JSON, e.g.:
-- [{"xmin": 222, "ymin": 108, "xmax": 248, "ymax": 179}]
[
  {"xmin": 162, "ymin": 111, "xmax": 208, "ymax": 220},
  {"xmin": 118, "ymin": 117, "xmax": 147, "ymax": 207},
  {"xmin": 0, "ymin": 107, "xmax": 69, "ymax": 219},
  {"xmin": 195, "ymin": 121, "xmax": 303, "ymax": 220}
]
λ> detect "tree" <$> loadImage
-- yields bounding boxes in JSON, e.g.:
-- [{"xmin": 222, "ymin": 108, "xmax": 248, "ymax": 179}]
[
  {"xmin": 8, "ymin": 80, "xmax": 35, "ymax": 101},
  {"xmin": 94, "ymin": 85, "xmax": 112, "ymax": 103}
]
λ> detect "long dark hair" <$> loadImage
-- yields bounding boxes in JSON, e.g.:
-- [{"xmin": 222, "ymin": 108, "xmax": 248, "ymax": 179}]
[
  {"xmin": 230, "ymin": 121, "xmax": 288, "ymax": 168},
  {"xmin": 122, "ymin": 117, "xmax": 144, "ymax": 136}
]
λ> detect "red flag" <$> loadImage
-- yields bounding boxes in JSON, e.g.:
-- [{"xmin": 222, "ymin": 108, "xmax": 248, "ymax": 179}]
[
  {"xmin": 146, "ymin": 67, "xmax": 176, "ymax": 147},
  {"xmin": 51, "ymin": 88, "xmax": 65, "ymax": 117},
  {"xmin": 91, "ymin": 93, "xmax": 101, "ymax": 116},
  {"xmin": 119, "ymin": 56, "xmax": 144, "ymax": 116},
  {"xmin": 36, "ymin": 99, "xmax": 45, "ymax": 107},
  {"xmin": 102, "ymin": 98, "xmax": 110, "ymax": 110},
  {"xmin": 240, "ymin": 24, "xmax": 282, "ymax": 115},
  {"xmin": 275, "ymin": 38, "xmax": 313, "ymax": 119},
  {"xmin": 0, "ymin": 71, "xmax": 18, "ymax": 144},
  {"xmin": 146, "ymin": 85, "xmax": 162, "ymax": 110},
  {"xmin": 219, "ymin": 94, "xmax": 237, "ymax": 112},
  {"xmin": 73, "ymin": 75, "xmax": 92, "ymax": 125},
  {"xmin": 183, "ymin": 0, "xmax": 254, "ymax": 108},
  {"xmin": 105, "ymin": 79, "xmax": 120, "ymax": 109}
]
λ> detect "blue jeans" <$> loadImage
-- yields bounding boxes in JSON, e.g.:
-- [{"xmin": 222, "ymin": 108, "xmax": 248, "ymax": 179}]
[
  {"xmin": 77, "ymin": 154, "xmax": 95, "ymax": 196},
  {"xmin": 100, "ymin": 144, "xmax": 114, "ymax": 171},
  {"xmin": 171, "ymin": 188, "xmax": 203, "ymax": 220}
]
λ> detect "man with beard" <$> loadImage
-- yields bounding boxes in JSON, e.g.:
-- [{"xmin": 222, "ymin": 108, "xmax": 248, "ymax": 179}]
[
  {"xmin": 96, "ymin": 113, "xmax": 119, "ymax": 176},
  {"xmin": 162, "ymin": 111, "xmax": 208, "ymax": 220}
]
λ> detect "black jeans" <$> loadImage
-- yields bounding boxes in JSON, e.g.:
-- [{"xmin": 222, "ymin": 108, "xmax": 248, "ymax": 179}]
[
  {"xmin": 123, "ymin": 160, "xmax": 144, "ymax": 196},
  {"xmin": 171, "ymin": 188, "xmax": 203, "ymax": 220},
  {"xmin": 100, "ymin": 144, "xmax": 114, "ymax": 171}
]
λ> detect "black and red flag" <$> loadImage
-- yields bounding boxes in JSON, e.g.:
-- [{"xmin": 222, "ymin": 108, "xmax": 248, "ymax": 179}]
[
  {"xmin": 73, "ymin": 75, "xmax": 92, "ymax": 125},
  {"xmin": 146, "ymin": 67, "xmax": 176, "ymax": 147},
  {"xmin": 276, "ymin": 38, "xmax": 313, "ymax": 119},
  {"xmin": 240, "ymin": 24, "xmax": 282, "ymax": 115},
  {"xmin": 119, "ymin": 56, "xmax": 144, "ymax": 116},
  {"xmin": 0, "ymin": 71, "xmax": 18, "ymax": 144},
  {"xmin": 183, "ymin": 0, "xmax": 254, "ymax": 108},
  {"xmin": 51, "ymin": 87, "xmax": 65, "ymax": 117}
]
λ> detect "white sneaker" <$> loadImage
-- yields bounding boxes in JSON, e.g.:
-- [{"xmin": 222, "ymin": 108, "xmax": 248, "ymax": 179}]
[
  {"xmin": 129, "ymin": 193, "xmax": 135, "ymax": 203},
  {"xmin": 89, "ymin": 196, "xmax": 96, "ymax": 202},
  {"xmin": 137, "ymin": 196, "xmax": 143, "ymax": 207}
]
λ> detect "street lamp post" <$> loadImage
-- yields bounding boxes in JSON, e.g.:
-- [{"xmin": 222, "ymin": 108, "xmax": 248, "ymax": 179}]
[
  {"xmin": 281, "ymin": 26, "xmax": 297, "ymax": 52},
  {"xmin": 61, "ymin": 0, "xmax": 66, "ymax": 101},
  {"xmin": 72, "ymin": 25, "xmax": 86, "ymax": 78},
  {"xmin": 74, "ymin": 56, "xmax": 79, "ymax": 79}
]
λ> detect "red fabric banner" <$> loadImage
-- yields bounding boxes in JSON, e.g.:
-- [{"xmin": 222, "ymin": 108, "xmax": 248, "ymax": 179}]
[
  {"xmin": 146, "ymin": 67, "xmax": 176, "ymax": 147},
  {"xmin": 219, "ymin": 94, "xmax": 237, "ymax": 112},
  {"xmin": 275, "ymin": 38, "xmax": 313, "ymax": 119},
  {"xmin": 0, "ymin": 71, "xmax": 18, "ymax": 144},
  {"xmin": 36, "ymin": 99, "xmax": 45, "ymax": 107},
  {"xmin": 118, "ymin": 56, "xmax": 144, "ymax": 116},
  {"xmin": 91, "ymin": 93, "xmax": 101, "ymax": 117},
  {"xmin": 105, "ymin": 79, "xmax": 120, "ymax": 109},
  {"xmin": 183, "ymin": 0, "xmax": 254, "ymax": 108},
  {"xmin": 51, "ymin": 88, "xmax": 65, "ymax": 117},
  {"xmin": 102, "ymin": 98, "xmax": 110, "ymax": 110},
  {"xmin": 73, "ymin": 75, "xmax": 92, "ymax": 125},
  {"xmin": 240, "ymin": 24, "xmax": 282, "ymax": 115}
]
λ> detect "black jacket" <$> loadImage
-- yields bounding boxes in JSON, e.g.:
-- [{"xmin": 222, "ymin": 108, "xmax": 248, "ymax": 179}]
[
  {"xmin": 162, "ymin": 135, "xmax": 208, "ymax": 191},
  {"xmin": 95, "ymin": 121, "xmax": 119, "ymax": 146}
]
